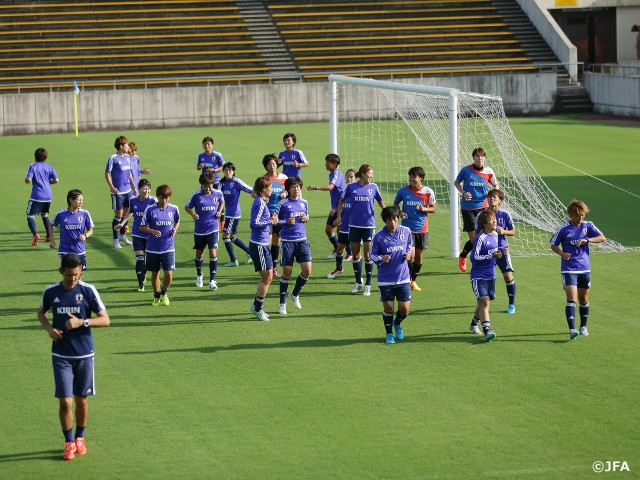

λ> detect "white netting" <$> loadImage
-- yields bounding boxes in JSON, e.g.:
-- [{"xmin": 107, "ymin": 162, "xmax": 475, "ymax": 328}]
[{"xmin": 332, "ymin": 78, "xmax": 629, "ymax": 256}]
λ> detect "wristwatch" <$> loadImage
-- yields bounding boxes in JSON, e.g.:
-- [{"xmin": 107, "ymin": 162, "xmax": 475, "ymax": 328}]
[{"xmin": 83, "ymin": 319, "xmax": 90, "ymax": 328}]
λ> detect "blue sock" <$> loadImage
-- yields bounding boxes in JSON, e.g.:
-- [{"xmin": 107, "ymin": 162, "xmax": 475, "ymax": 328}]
[
  {"xmin": 470, "ymin": 316, "xmax": 479, "ymax": 327},
  {"xmin": 224, "ymin": 239, "xmax": 236, "ymax": 262},
  {"xmin": 42, "ymin": 215, "xmax": 51, "ymax": 237},
  {"xmin": 75, "ymin": 426, "xmax": 86, "ymax": 439},
  {"xmin": 353, "ymin": 257, "xmax": 362, "ymax": 284},
  {"xmin": 232, "ymin": 236, "xmax": 250, "ymax": 254},
  {"xmin": 135, "ymin": 255, "xmax": 146, "ymax": 287},
  {"xmin": 64, "ymin": 428, "xmax": 74, "ymax": 443},
  {"xmin": 579, "ymin": 302, "xmax": 589, "ymax": 328},
  {"xmin": 383, "ymin": 311, "xmax": 394, "ymax": 334},
  {"xmin": 365, "ymin": 260, "xmax": 374, "ymax": 286},
  {"xmin": 279, "ymin": 277, "xmax": 289, "ymax": 304},
  {"xmin": 481, "ymin": 321, "xmax": 492, "ymax": 334},
  {"xmin": 161, "ymin": 288, "xmax": 168, "ymax": 295},
  {"xmin": 292, "ymin": 274, "xmax": 308, "ymax": 296},
  {"xmin": 394, "ymin": 311, "xmax": 408, "ymax": 325},
  {"xmin": 112, "ymin": 218, "xmax": 121, "ymax": 239},
  {"xmin": 27, "ymin": 216, "xmax": 38, "ymax": 236},
  {"xmin": 253, "ymin": 295, "xmax": 265, "ymax": 312},
  {"xmin": 565, "ymin": 302, "xmax": 576, "ymax": 330},
  {"xmin": 120, "ymin": 219, "xmax": 129, "ymax": 235},
  {"xmin": 209, "ymin": 257, "xmax": 218, "ymax": 281},
  {"xmin": 506, "ymin": 280, "xmax": 516, "ymax": 305},
  {"xmin": 328, "ymin": 233, "xmax": 338, "ymax": 250},
  {"xmin": 195, "ymin": 257, "xmax": 204, "ymax": 276},
  {"xmin": 336, "ymin": 253, "xmax": 344, "ymax": 271}
]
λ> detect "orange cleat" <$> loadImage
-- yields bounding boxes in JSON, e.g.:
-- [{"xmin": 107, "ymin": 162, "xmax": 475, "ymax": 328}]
[
  {"xmin": 458, "ymin": 256, "xmax": 467, "ymax": 273},
  {"xmin": 63, "ymin": 441, "xmax": 76, "ymax": 460},
  {"xmin": 410, "ymin": 280, "xmax": 422, "ymax": 291},
  {"xmin": 31, "ymin": 234, "xmax": 40, "ymax": 246},
  {"xmin": 75, "ymin": 437, "xmax": 87, "ymax": 455}
]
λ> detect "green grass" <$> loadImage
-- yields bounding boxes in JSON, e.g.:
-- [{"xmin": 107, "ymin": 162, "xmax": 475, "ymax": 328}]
[{"xmin": 1, "ymin": 116, "xmax": 639, "ymax": 479}]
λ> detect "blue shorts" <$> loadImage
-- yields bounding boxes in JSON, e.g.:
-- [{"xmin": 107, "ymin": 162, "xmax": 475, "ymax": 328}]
[
  {"xmin": 26, "ymin": 200, "xmax": 50, "ymax": 216},
  {"xmin": 249, "ymin": 242, "xmax": 273, "ymax": 272},
  {"xmin": 53, "ymin": 355, "xmax": 95, "ymax": 398},
  {"xmin": 326, "ymin": 211, "xmax": 338, "ymax": 227},
  {"xmin": 562, "ymin": 272, "xmax": 591, "ymax": 289},
  {"xmin": 337, "ymin": 231, "xmax": 349, "ymax": 246},
  {"xmin": 145, "ymin": 251, "xmax": 176, "ymax": 272},
  {"xmin": 223, "ymin": 217, "xmax": 241, "ymax": 235},
  {"xmin": 496, "ymin": 253, "xmax": 514, "ymax": 274},
  {"xmin": 111, "ymin": 192, "xmax": 131, "ymax": 211},
  {"xmin": 193, "ymin": 232, "xmax": 219, "ymax": 251},
  {"xmin": 349, "ymin": 226, "xmax": 374, "ymax": 244},
  {"xmin": 132, "ymin": 235, "xmax": 147, "ymax": 252},
  {"xmin": 471, "ymin": 278, "xmax": 496, "ymax": 300},
  {"xmin": 379, "ymin": 282, "xmax": 412, "ymax": 303},
  {"xmin": 59, "ymin": 253, "xmax": 86, "ymax": 270},
  {"xmin": 280, "ymin": 240, "xmax": 312, "ymax": 266}
]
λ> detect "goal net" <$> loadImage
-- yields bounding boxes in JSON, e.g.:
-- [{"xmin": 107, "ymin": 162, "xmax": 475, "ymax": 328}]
[{"xmin": 328, "ymin": 75, "xmax": 628, "ymax": 257}]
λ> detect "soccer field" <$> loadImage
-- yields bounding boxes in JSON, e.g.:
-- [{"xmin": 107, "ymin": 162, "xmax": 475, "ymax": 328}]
[{"xmin": 1, "ymin": 115, "xmax": 639, "ymax": 479}]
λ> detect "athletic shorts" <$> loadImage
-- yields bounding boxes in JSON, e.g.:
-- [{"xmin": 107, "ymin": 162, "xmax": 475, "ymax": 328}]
[
  {"xmin": 111, "ymin": 192, "xmax": 131, "ymax": 211},
  {"xmin": 461, "ymin": 208, "xmax": 483, "ymax": 233},
  {"xmin": 562, "ymin": 272, "xmax": 591, "ymax": 289},
  {"xmin": 249, "ymin": 242, "xmax": 273, "ymax": 272},
  {"xmin": 411, "ymin": 232, "xmax": 429, "ymax": 251},
  {"xmin": 337, "ymin": 231, "xmax": 349, "ymax": 246},
  {"xmin": 53, "ymin": 355, "xmax": 95, "ymax": 398},
  {"xmin": 59, "ymin": 253, "xmax": 86, "ymax": 270},
  {"xmin": 26, "ymin": 200, "xmax": 50, "ymax": 216},
  {"xmin": 145, "ymin": 251, "xmax": 175, "ymax": 272},
  {"xmin": 270, "ymin": 223, "xmax": 283, "ymax": 237},
  {"xmin": 379, "ymin": 282, "xmax": 412, "ymax": 303},
  {"xmin": 349, "ymin": 226, "xmax": 374, "ymax": 244},
  {"xmin": 223, "ymin": 217, "xmax": 241, "ymax": 235},
  {"xmin": 471, "ymin": 278, "xmax": 496, "ymax": 300},
  {"xmin": 280, "ymin": 240, "xmax": 312, "ymax": 266},
  {"xmin": 193, "ymin": 232, "xmax": 219, "ymax": 251},
  {"xmin": 326, "ymin": 211, "xmax": 338, "ymax": 227},
  {"xmin": 496, "ymin": 253, "xmax": 514, "ymax": 274},
  {"xmin": 132, "ymin": 235, "xmax": 147, "ymax": 252}
]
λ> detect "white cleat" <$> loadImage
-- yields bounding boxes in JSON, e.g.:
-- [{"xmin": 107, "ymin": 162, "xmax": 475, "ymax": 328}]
[
  {"xmin": 350, "ymin": 283, "xmax": 364, "ymax": 294},
  {"xmin": 208, "ymin": 280, "xmax": 218, "ymax": 290},
  {"xmin": 196, "ymin": 275, "xmax": 203, "ymax": 288},
  {"xmin": 363, "ymin": 285, "xmax": 371, "ymax": 296},
  {"xmin": 279, "ymin": 303, "xmax": 287, "ymax": 315},
  {"xmin": 579, "ymin": 326, "xmax": 589, "ymax": 336},
  {"xmin": 289, "ymin": 292, "xmax": 302, "ymax": 309}
]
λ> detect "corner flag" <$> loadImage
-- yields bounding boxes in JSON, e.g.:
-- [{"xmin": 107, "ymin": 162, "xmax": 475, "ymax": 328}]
[{"xmin": 73, "ymin": 81, "xmax": 79, "ymax": 137}]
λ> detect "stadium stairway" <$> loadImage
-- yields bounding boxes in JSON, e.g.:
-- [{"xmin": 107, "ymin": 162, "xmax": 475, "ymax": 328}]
[{"xmin": 555, "ymin": 85, "xmax": 593, "ymax": 113}]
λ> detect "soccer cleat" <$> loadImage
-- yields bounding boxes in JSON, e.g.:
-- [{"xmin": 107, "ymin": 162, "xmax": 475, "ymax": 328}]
[
  {"xmin": 507, "ymin": 304, "xmax": 516, "ymax": 314},
  {"xmin": 75, "ymin": 437, "xmax": 87, "ymax": 455},
  {"xmin": 579, "ymin": 326, "xmax": 589, "ymax": 336},
  {"xmin": 410, "ymin": 280, "xmax": 422, "ymax": 291},
  {"xmin": 123, "ymin": 226, "xmax": 130, "ymax": 235},
  {"xmin": 394, "ymin": 324, "xmax": 405, "ymax": 341},
  {"xmin": 245, "ymin": 255, "xmax": 253, "ymax": 264},
  {"xmin": 31, "ymin": 234, "xmax": 40, "ymax": 246},
  {"xmin": 152, "ymin": 297, "xmax": 161, "ymax": 307},
  {"xmin": 363, "ymin": 285, "xmax": 371, "ymax": 296},
  {"xmin": 272, "ymin": 267, "xmax": 280, "ymax": 278},
  {"xmin": 63, "ymin": 441, "xmax": 76, "ymax": 460},
  {"xmin": 327, "ymin": 268, "xmax": 343, "ymax": 279},
  {"xmin": 344, "ymin": 254, "xmax": 353, "ymax": 262},
  {"xmin": 327, "ymin": 250, "xmax": 337, "ymax": 259},
  {"xmin": 137, "ymin": 285, "xmax": 145, "ymax": 292},
  {"xmin": 289, "ymin": 292, "xmax": 302, "ymax": 309},
  {"xmin": 160, "ymin": 294, "xmax": 170, "ymax": 306},
  {"xmin": 113, "ymin": 239, "xmax": 122, "ymax": 249},
  {"xmin": 224, "ymin": 260, "xmax": 239, "ymax": 267},
  {"xmin": 385, "ymin": 333, "xmax": 396, "ymax": 344},
  {"xmin": 469, "ymin": 324, "xmax": 482, "ymax": 335},
  {"xmin": 279, "ymin": 303, "xmax": 287, "ymax": 315},
  {"xmin": 484, "ymin": 330, "xmax": 496, "ymax": 342},
  {"xmin": 458, "ymin": 256, "xmax": 467, "ymax": 273},
  {"xmin": 350, "ymin": 283, "xmax": 364, "ymax": 294},
  {"xmin": 208, "ymin": 280, "xmax": 218, "ymax": 290},
  {"xmin": 196, "ymin": 275, "xmax": 203, "ymax": 288},
  {"xmin": 250, "ymin": 304, "xmax": 270, "ymax": 321},
  {"xmin": 119, "ymin": 234, "xmax": 132, "ymax": 245},
  {"xmin": 569, "ymin": 329, "xmax": 580, "ymax": 340},
  {"xmin": 44, "ymin": 236, "xmax": 51, "ymax": 243}
]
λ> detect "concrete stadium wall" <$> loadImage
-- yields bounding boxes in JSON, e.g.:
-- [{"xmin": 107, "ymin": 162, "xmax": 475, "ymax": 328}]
[
  {"xmin": 0, "ymin": 72, "xmax": 557, "ymax": 136},
  {"xmin": 584, "ymin": 72, "xmax": 640, "ymax": 117}
]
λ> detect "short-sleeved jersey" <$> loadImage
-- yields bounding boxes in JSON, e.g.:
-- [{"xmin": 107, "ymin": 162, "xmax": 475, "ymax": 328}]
[
  {"xmin": 371, "ymin": 225, "xmax": 412, "ymax": 285},
  {"xmin": 475, "ymin": 208, "xmax": 514, "ymax": 249},
  {"xmin": 40, "ymin": 280, "xmax": 106, "ymax": 359},
  {"xmin": 278, "ymin": 148, "xmax": 308, "ymax": 178},
  {"xmin": 550, "ymin": 220, "xmax": 603, "ymax": 273},
  {"xmin": 196, "ymin": 151, "xmax": 225, "ymax": 184},
  {"xmin": 249, "ymin": 196, "xmax": 272, "ymax": 245},
  {"xmin": 220, "ymin": 176, "xmax": 253, "ymax": 219},
  {"xmin": 275, "ymin": 197, "xmax": 309, "ymax": 242},
  {"xmin": 129, "ymin": 154, "xmax": 142, "ymax": 188},
  {"xmin": 338, "ymin": 197, "xmax": 353, "ymax": 235},
  {"xmin": 26, "ymin": 162, "xmax": 58, "ymax": 202},
  {"xmin": 343, "ymin": 181, "xmax": 384, "ymax": 228},
  {"xmin": 470, "ymin": 231, "xmax": 500, "ymax": 280},
  {"xmin": 262, "ymin": 173, "xmax": 288, "ymax": 212},
  {"xmin": 129, "ymin": 196, "xmax": 157, "ymax": 238},
  {"xmin": 186, "ymin": 188, "xmax": 224, "ymax": 235},
  {"xmin": 105, "ymin": 153, "xmax": 133, "ymax": 194},
  {"xmin": 52, "ymin": 208, "xmax": 94, "ymax": 255},
  {"xmin": 328, "ymin": 169, "xmax": 346, "ymax": 210},
  {"xmin": 394, "ymin": 185, "xmax": 436, "ymax": 234},
  {"xmin": 141, "ymin": 203, "xmax": 180, "ymax": 254},
  {"xmin": 455, "ymin": 164, "xmax": 498, "ymax": 210}
]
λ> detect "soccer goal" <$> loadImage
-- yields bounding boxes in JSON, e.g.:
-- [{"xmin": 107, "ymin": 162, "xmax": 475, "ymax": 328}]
[{"xmin": 328, "ymin": 74, "xmax": 628, "ymax": 257}]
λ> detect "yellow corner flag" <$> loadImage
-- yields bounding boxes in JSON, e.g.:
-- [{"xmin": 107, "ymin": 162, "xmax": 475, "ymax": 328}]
[{"xmin": 73, "ymin": 81, "xmax": 80, "ymax": 137}]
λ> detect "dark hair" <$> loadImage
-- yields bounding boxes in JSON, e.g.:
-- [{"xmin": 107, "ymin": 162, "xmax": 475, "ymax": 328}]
[
  {"xmin": 356, "ymin": 164, "xmax": 372, "ymax": 178},
  {"xmin": 138, "ymin": 178, "xmax": 151, "ymax": 189},
  {"xmin": 199, "ymin": 171, "xmax": 215, "ymax": 186},
  {"xmin": 477, "ymin": 210, "xmax": 496, "ymax": 230},
  {"xmin": 408, "ymin": 166, "xmax": 425, "ymax": 179},
  {"xmin": 156, "ymin": 184, "xmax": 172, "ymax": 198},
  {"xmin": 285, "ymin": 176, "xmax": 303, "ymax": 191},
  {"xmin": 60, "ymin": 253, "xmax": 83, "ymax": 271},
  {"xmin": 262, "ymin": 154, "xmax": 278, "ymax": 170},
  {"xmin": 114, "ymin": 135, "xmax": 128, "ymax": 150},
  {"xmin": 487, "ymin": 189, "xmax": 504, "ymax": 201},
  {"xmin": 283, "ymin": 133, "xmax": 296, "ymax": 145},
  {"xmin": 472, "ymin": 147, "xmax": 487, "ymax": 158},
  {"xmin": 325, "ymin": 153, "xmax": 340, "ymax": 166},
  {"xmin": 254, "ymin": 177, "xmax": 271, "ymax": 196},
  {"xmin": 34, "ymin": 148, "xmax": 48, "ymax": 163},
  {"xmin": 66, "ymin": 189, "xmax": 83, "ymax": 206},
  {"xmin": 381, "ymin": 205, "xmax": 401, "ymax": 222},
  {"xmin": 202, "ymin": 136, "xmax": 214, "ymax": 145},
  {"xmin": 223, "ymin": 162, "xmax": 236, "ymax": 172}
]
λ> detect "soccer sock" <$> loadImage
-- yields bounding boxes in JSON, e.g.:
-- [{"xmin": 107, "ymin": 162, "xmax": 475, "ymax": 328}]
[
  {"xmin": 27, "ymin": 216, "xmax": 38, "ymax": 236},
  {"xmin": 506, "ymin": 280, "xmax": 516, "ymax": 305},
  {"xmin": 365, "ymin": 260, "xmax": 374, "ymax": 286},
  {"xmin": 336, "ymin": 253, "xmax": 344, "ymax": 271},
  {"xmin": 161, "ymin": 288, "xmax": 168, "ymax": 295},
  {"xmin": 63, "ymin": 428, "xmax": 74, "ymax": 443},
  {"xmin": 224, "ymin": 238, "xmax": 237, "ymax": 262},
  {"xmin": 209, "ymin": 257, "xmax": 218, "ymax": 281},
  {"xmin": 112, "ymin": 217, "xmax": 121, "ymax": 239},
  {"xmin": 279, "ymin": 277, "xmax": 289, "ymax": 304},
  {"xmin": 42, "ymin": 215, "xmax": 51, "ymax": 236},
  {"xmin": 460, "ymin": 240, "xmax": 473, "ymax": 258},
  {"xmin": 394, "ymin": 311, "xmax": 408, "ymax": 325},
  {"xmin": 383, "ymin": 311, "xmax": 394, "ymax": 334},
  {"xmin": 154, "ymin": 291, "xmax": 161, "ymax": 298},
  {"xmin": 254, "ymin": 295, "xmax": 265, "ymax": 312},
  {"xmin": 565, "ymin": 302, "xmax": 576, "ymax": 330},
  {"xmin": 353, "ymin": 257, "xmax": 363, "ymax": 284},
  {"xmin": 411, "ymin": 263, "xmax": 423, "ymax": 282},
  {"xmin": 195, "ymin": 257, "xmax": 204, "ymax": 276},
  {"xmin": 232, "ymin": 236, "xmax": 250, "ymax": 253},
  {"xmin": 481, "ymin": 321, "xmax": 492, "ymax": 335},
  {"xmin": 579, "ymin": 302, "xmax": 590, "ymax": 328},
  {"xmin": 271, "ymin": 244, "xmax": 279, "ymax": 266},
  {"xmin": 292, "ymin": 274, "xmax": 308, "ymax": 296},
  {"xmin": 328, "ymin": 233, "xmax": 338, "ymax": 250},
  {"xmin": 75, "ymin": 426, "xmax": 86, "ymax": 439},
  {"xmin": 120, "ymin": 219, "xmax": 129, "ymax": 236},
  {"xmin": 135, "ymin": 255, "xmax": 146, "ymax": 287},
  {"xmin": 470, "ymin": 316, "xmax": 480, "ymax": 327}
]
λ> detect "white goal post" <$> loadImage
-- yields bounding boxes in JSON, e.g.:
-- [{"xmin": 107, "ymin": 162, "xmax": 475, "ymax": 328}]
[{"xmin": 328, "ymin": 74, "xmax": 628, "ymax": 257}]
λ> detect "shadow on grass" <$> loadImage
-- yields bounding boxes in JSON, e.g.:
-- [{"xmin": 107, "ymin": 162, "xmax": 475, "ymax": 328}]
[{"xmin": 0, "ymin": 449, "xmax": 61, "ymax": 462}]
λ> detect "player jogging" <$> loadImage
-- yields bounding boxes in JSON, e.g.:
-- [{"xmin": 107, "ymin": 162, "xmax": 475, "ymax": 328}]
[
  {"xmin": 25, "ymin": 147, "xmax": 59, "ymax": 246},
  {"xmin": 220, "ymin": 163, "xmax": 253, "ymax": 266},
  {"xmin": 50, "ymin": 189, "xmax": 94, "ymax": 270}
]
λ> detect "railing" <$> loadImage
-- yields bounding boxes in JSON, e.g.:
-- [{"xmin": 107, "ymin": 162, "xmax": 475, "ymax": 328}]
[{"xmin": 589, "ymin": 63, "xmax": 640, "ymax": 77}]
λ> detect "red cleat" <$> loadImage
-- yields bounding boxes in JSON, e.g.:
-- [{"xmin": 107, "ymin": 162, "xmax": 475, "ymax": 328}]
[
  {"xmin": 458, "ymin": 256, "xmax": 467, "ymax": 273},
  {"xmin": 31, "ymin": 234, "xmax": 40, "ymax": 246},
  {"xmin": 63, "ymin": 441, "xmax": 76, "ymax": 460},
  {"xmin": 75, "ymin": 437, "xmax": 87, "ymax": 455}
]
